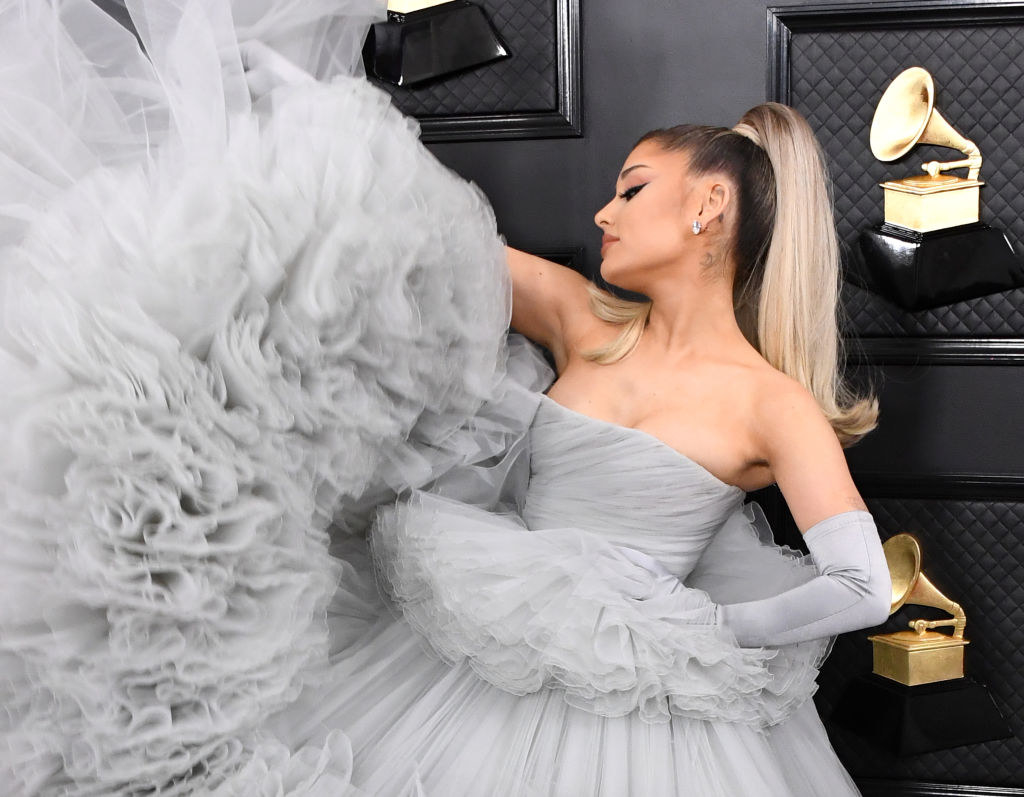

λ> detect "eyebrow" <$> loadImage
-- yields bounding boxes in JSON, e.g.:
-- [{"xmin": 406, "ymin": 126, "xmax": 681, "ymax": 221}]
[{"xmin": 618, "ymin": 164, "xmax": 651, "ymax": 181}]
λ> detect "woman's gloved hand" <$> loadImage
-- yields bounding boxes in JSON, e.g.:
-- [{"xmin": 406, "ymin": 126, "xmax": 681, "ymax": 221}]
[
  {"xmin": 615, "ymin": 545, "xmax": 675, "ymax": 579},
  {"xmin": 612, "ymin": 544, "xmax": 692, "ymax": 602}
]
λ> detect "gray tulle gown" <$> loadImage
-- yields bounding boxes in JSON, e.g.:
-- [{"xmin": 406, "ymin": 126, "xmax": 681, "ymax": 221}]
[
  {"xmin": 262, "ymin": 337, "xmax": 862, "ymax": 796},
  {"xmin": 0, "ymin": 0, "xmax": 861, "ymax": 794}
]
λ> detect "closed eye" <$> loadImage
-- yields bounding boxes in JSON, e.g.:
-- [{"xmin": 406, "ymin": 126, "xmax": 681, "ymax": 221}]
[{"xmin": 618, "ymin": 183, "xmax": 647, "ymax": 200}]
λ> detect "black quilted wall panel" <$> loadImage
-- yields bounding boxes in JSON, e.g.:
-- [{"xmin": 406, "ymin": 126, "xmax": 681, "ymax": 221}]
[
  {"xmin": 842, "ymin": 281, "xmax": 1024, "ymax": 337},
  {"xmin": 814, "ymin": 497, "xmax": 1024, "ymax": 787},
  {"xmin": 370, "ymin": 0, "xmax": 557, "ymax": 117},
  {"xmin": 785, "ymin": 20, "xmax": 1024, "ymax": 336}
]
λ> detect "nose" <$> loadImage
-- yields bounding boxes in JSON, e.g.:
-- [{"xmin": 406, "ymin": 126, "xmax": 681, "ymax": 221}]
[{"xmin": 594, "ymin": 197, "xmax": 614, "ymax": 228}]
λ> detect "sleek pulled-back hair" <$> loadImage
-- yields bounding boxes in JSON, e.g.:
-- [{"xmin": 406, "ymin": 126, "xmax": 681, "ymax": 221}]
[
  {"xmin": 637, "ymin": 123, "xmax": 776, "ymax": 339},
  {"xmin": 583, "ymin": 103, "xmax": 878, "ymax": 446}
]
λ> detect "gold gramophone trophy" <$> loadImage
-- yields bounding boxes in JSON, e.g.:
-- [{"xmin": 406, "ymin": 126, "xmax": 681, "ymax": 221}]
[
  {"xmin": 871, "ymin": 67, "xmax": 983, "ymax": 234},
  {"xmin": 869, "ymin": 533, "xmax": 968, "ymax": 686},
  {"xmin": 833, "ymin": 533, "xmax": 1010, "ymax": 755},
  {"xmin": 851, "ymin": 67, "xmax": 1024, "ymax": 311}
]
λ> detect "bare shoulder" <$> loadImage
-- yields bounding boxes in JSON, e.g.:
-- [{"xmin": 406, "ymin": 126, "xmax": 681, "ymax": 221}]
[
  {"xmin": 748, "ymin": 365, "xmax": 867, "ymax": 530},
  {"xmin": 752, "ymin": 368, "xmax": 832, "ymax": 441}
]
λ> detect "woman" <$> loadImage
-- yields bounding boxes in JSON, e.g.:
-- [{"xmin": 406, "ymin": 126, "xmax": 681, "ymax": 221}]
[
  {"xmin": 508, "ymin": 110, "xmax": 891, "ymax": 643},
  {"xmin": 0, "ymin": 1, "xmax": 890, "ymax": 794}
]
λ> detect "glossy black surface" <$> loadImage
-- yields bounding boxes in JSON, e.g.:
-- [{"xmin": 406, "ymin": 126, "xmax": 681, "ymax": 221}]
[
  {"xmin": 851, "ymin": 223, "xmax": 1024, "ymax": 311},
  {"xmin": 363, "ymin": 1, "xmax": 508, "ymax": 88},
  {"xmin": 833, "ymin": 673, "xmax": 1012, "ymax": 757}
]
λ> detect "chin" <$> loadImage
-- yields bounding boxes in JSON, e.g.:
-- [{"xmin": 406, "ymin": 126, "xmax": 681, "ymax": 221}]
[
  {"xmin": 598, "ymin": 256, "xmax": 627, "ymax": 285},
  {"xmin": 598, "ymin": 260, "xmax": 648, "ymax": 298}
]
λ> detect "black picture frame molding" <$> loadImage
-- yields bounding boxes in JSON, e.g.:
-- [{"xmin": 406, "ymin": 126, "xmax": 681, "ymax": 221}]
[{"xmin": 418, "ymin": 0, "xmax": 581, "ymax": 142}]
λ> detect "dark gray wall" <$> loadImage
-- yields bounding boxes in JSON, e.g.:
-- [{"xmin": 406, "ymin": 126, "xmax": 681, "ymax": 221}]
[
  {"xmin": 429, "ymin": 0, "xmax": 788, "ymax": 275},
  {"xmin": 846, "ymin": 363, "xmax": 1024, "ymax": 475}
]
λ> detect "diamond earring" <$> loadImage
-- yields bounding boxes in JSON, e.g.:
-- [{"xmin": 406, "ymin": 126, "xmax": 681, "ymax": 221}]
[{"xmin": 692, "ymin": 219, "xmax": 702, "ymax": 235}]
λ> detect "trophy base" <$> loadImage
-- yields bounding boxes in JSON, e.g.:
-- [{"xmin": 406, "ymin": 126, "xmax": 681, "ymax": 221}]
[
  {"xmin": 881, "ymin": 175, "xmax": 981, "ymax": 232},
  {"xmin": 831, "ymin": 673, "xmax": 1012, "ymax": 756},
  {"xmin": 868, "ymin": 629, "xmax": 967, "ymax": 686},
  {"xmin": 850, "ymin": 221, "xmax": 1024, "ymax": 311},
  {"xmin": 363, "ymin": 1, "xmax": 509, "ymax": 88}
]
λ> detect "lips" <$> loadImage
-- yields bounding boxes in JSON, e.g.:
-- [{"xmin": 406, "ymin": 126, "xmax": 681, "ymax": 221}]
[{"xmin": 600, "ymin": 234, "xmax": 619, "ymax": 255}]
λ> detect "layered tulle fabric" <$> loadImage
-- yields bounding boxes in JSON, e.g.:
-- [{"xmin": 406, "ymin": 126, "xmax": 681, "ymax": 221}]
[
  {"xmin": 268, "ymin": 609, "xmax": 858, "ymax": 797},
  {"xmin": 365, "ymin": 354, "xmax": 834, "ymax": 729},
  {"xmin": 370, "ymin": 494, "xmax": 829, "ymax": 727},
  {"xmin": 0, "ymin": 0, "xmax": 525, "ymax": 792}
]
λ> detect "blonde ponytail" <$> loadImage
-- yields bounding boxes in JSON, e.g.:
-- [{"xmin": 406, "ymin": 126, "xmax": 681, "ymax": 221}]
[{"xmin": 737, "ymin": 103, "xmax": 877, "ymax": 445}]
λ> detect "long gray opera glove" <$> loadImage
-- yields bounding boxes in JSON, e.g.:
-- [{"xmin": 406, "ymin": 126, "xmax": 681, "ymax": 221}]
[{"xmin": 717, "ymin": 510, "xmax": 892, "ymax": 647}]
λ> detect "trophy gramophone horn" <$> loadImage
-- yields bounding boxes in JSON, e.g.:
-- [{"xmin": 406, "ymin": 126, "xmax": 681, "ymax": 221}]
[
  {"xmin": 884, "ymin": 533, "xmax": 967, "ymax": 638},
  {"xmin": 869, "ymin": 66, "xmax": 982, "ymax": 180}
]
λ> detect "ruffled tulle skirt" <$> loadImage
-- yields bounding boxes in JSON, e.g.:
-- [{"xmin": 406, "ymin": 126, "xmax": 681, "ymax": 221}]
[{"xmin": 266, "ymin": 525, "xmax": 860, "ymax": 797}]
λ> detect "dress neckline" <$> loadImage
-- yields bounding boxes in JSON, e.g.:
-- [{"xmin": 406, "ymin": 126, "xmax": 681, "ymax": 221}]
[{"xmin": 538, "ymin": 393, "xmax": 744, "ymax": 494}]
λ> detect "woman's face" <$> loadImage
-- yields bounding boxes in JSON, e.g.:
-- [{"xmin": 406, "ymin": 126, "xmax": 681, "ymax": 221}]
[
  {"xmin": 594, "ymin": 140, "xmax": 700, "ymax": 291},
  {"xmin": 598, "ymin": 141, "xmax": 700, "ymax": 290}
]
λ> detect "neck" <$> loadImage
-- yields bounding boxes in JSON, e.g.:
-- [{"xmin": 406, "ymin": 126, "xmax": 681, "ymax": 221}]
[{"xmin": 636, "ymin": 260, "xmax": 750, "ymax": 360}]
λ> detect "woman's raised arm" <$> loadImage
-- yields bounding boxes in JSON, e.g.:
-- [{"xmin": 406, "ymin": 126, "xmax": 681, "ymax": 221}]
[{"xmin": 506, "ymin": 246, "xmax": 591, "ymax": 370}]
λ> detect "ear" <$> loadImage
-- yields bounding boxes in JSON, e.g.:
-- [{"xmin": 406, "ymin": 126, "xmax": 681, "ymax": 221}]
[{"xmin": 696, "ymin": 176, "xmax": 733, "ymax": 229}]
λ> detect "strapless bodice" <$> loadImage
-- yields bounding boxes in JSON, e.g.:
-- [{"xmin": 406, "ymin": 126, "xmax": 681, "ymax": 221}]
[{"xmin": 522, "ymin": 395, "xmax": 745, "ymax": 580}]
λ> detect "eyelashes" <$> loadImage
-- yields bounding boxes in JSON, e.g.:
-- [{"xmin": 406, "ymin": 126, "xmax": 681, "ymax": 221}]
[{"xmin": 618, "ymin": 183, "xmax": 647, "ymax": 201}]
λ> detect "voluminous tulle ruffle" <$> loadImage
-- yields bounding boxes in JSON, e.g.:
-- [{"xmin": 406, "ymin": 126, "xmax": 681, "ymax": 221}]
[
  {"xmin": 265, "ymin": 409, "xmax": 851, "ymax": 796},
  {"xmin": 369, "ymin": 490, "xmax": 831, "ymax": 729},
  {"xmin": 0, "ymin": 0, "xmax": 525, "ymax": 792}
]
